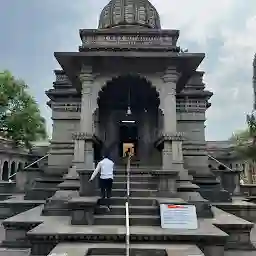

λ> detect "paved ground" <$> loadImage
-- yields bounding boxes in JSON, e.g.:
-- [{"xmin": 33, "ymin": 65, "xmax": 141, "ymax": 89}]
[
  {"xmin": 0, "ymin": 219, "xmax": 255, "ymax": 255},
  {"xmin": 224, "ymin": 226, "xmax": 256, "ymax": 256}
]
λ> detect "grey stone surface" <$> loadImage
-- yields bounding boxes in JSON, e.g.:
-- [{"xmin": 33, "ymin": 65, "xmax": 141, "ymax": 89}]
[
  {"xmin": 210, "ymin": 207, "xmax": 254, "ymax": 249},
  {"xmin": 49, "ymin": 243, "xmax": 204, "ymax": 256},
  {"xmin": 213, "ymin": 198, "xmax": 256, "ymax": 222}
]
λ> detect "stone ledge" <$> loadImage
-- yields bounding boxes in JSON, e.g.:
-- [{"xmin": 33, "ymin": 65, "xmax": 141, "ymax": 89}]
[
  {"xmin": 27, "ymin": 218, "xmax": 228, "ymax": 244},
  {"xmin": 68, "ymin": 196, "xmax": 99, "ymax": 225},
  {"xmin": 210, "ymin": 207, "xmax": 255, "ymax": 250},
  {"xmin": 213, "ymin": 199, "xmax": 256, "ymax": 222},
  {"xmin": 48, "ymin": 243, "xmax": 204, "ymax": 256}
]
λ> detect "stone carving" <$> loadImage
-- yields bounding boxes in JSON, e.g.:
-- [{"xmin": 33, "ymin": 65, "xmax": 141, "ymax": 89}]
[
  {"xmin": 72, "ymin": 132, "xmax": 94, "ymax": 141},
  {"xmin": 55, "ymin": 74, "xmax": 69, "ymax": 82},
  {"xmin": 81, "ymin": 34, "xmax": 174, "ymax": 47},
  {"xmin": 79, "ymin": 65, "xmax": 93, "ymax": 84},
  {"xmin": 98, "ymin": 0, "xmax": 161, "ymax": 29},
  {"xmin": 53, "ymin": 103, "xmax": 81, "ymax": 112},
  {"xmin": 162, "ymin": 67, "xmax": 180, "ymax": 83},
  {"xmin": 176, "ymin": 100, "xmax": 207, "ymax": 112},
  {"xmin": 162, "ymin": 132, "xmax": 185, "ymax": 141}
]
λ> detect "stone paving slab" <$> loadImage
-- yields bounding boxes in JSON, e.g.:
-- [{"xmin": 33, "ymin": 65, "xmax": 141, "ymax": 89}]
[
  {"xmin": 211, "ymin": 207, "xmax": 254, "ymax": 227},
  {"xmin": 29, "ymin": 216, "xmax": 227, "ymax": 238},
  {"xmin": 49, "ymin": 243, "xmax": 204, "ymax": 256},
  {"xmin": 2, "ymin": 205, "xmax": 69, "ymax": 225},
  {"xmin": 0, "ymin": 248, "xmax": 30, "ymax": 256}
]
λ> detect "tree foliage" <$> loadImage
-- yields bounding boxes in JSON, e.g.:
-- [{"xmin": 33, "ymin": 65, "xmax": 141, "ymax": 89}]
[
  {"xmin": 231, "ymin": 113, "xmax": 256, "ymax": 160},
  {"xmin": 0, "ymin": 70, "xmax": 47, "ymax": 149}
]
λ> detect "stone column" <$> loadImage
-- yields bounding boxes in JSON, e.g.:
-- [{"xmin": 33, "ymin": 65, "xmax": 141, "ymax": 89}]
[
  {"xmin": 161, "ymin": 67, "xmax": 181, "ymax": 170},
  {"xmin": 72, "ymin": 65, "xmax": 95, "ymax": 170}
]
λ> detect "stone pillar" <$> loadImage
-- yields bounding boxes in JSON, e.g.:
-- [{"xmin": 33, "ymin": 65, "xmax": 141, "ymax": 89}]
[
  {"xmin": 161, "ymin": 67, "xmax": 181, "ymax": 170},
  {"xmin": 72, "ymin": 65, "xmax": 95, "ymax": 170}
]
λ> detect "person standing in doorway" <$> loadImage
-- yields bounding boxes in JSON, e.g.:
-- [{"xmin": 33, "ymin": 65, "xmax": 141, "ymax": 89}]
[{"xmin": 89, "ymin": 153, "xmax": 114, "ymax": 211}]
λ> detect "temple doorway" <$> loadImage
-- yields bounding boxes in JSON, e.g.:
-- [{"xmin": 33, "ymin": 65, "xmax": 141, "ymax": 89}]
[
  {"xmin": 96, "ymin": 74, "xmax": 162, "ymax": 165},
  {"xmin": 119, "ymin": 122, "xmax": 138, "ymax": 157}
]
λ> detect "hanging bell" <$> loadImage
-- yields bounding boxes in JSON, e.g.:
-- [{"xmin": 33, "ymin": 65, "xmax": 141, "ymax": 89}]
[{"xmin": 127, "ymin": 106, "xmax": 132, "ymax": 115}]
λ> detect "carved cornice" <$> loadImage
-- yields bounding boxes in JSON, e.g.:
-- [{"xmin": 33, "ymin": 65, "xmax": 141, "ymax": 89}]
[
  {"xmin": 162, "ymin": 132, "xmax": 185, "ymax": 141},
  {"xmin": 154, "ymin": 132, "xmax": 185, "ymax": 148},
  {"xmin": 72, "ymin": 132, "xmax": 102, "ymax": 145},
  {"xmin": 52, "ymin": 103, "xmax": 81, "ymax": 112},
  {"xmin": 79, "ymin": 65, "xmax": 93, "ymax": 84},
  {"xmin": 162, "ymin": 67, "xmax": 180, "ymax": 83}
]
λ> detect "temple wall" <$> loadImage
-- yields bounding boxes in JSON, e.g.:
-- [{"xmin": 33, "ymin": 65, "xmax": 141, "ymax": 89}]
[
  {"xmin": 47, "ymin": 73, "xmax": 82, "ymax": 171},
  {"xmin": 47, "ymin": 67, "xmax": 211, "ymax": 173},
  {"xmin": 175, "ymin": 72, "xmax": 211, "ymax": 176}
]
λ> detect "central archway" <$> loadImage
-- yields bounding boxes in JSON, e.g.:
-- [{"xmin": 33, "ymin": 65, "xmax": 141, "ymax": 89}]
[{"xmin": 96, "ymin": 74, "xmax": 162, "ymax": 165}]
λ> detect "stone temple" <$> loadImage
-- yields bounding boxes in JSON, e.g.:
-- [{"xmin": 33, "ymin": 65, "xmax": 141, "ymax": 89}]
[{"xmin": 0, "ymin": 1, "xmax": 256, "ymax": 256}]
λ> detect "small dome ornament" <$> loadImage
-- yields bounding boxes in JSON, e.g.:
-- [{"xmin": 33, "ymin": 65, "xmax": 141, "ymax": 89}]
[{"xmin": 98, "ymin": 0, "xmax": 161, "ymax": 29}]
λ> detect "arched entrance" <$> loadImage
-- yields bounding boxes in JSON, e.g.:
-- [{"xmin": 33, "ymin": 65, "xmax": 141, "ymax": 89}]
[
  {"xmin": 10, "ymin": 161, "xmax": 16, "ymax": 180},
  {"xmin": 96, "ymin": 75, "xmax": 162, "ymax": 165},
  {"xmin": 2, "ymin": 161, "xmax": 9, "ymax": 181}
]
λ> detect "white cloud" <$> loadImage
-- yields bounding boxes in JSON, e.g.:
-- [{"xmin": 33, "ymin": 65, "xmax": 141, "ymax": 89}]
[
  {"xmin": 149, "ymin": 0, "xmax": 256, "ymax": 139},
  {"xmin": 1, "ymin": 0, "xmax": 255, "ymax": 140},
  {"xmin": 53, "ymin": 0, "xmax": 256, "ymax": 140}
]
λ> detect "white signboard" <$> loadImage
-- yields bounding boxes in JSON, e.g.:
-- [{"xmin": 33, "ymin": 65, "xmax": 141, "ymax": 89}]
[{"xmin": 160, "ymin": 204, "xmax": 198, "ymax": 230}]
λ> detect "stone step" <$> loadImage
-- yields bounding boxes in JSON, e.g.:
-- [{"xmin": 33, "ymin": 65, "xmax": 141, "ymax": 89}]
[
  {"xmin": 57, "ymin": 181, "xmax": 157, "ymax": 191},
  {"xmin": 34, "ymin": 178, "xmax": 63, "ymax": 189},
  {"xmin": 0, "ymin": 193, "xmax": 17, "ymax": 201},
  {"xmin": 109, "ymin": 197, "xmax": 157, "ymax": 206},
  {"xmin": 0, "ymin": 248, "xmax": 30, "ymax": 256},
  {"xmin": 113, "ymin": 181, "xmax": 156, "ymax": 190},
  {"xmin": 95, "ymin": 205, "xmax": 159, "ymax": 215},
  {"xmin": 24, "ymin": 188, "xmax": 57, "ymax": 200},
  {"xmin": 114, "ymin": 175, "xmax": 154, "ymax": 182},
  {"xmin": 111, "ymin": 189, "xmax": 157, "ymax": 197},
  {"xmin": 94, "ymin": 214, "xmax": 160, "ymax": 226},
  {"xmin": 27, "ymin": 220, "xmax": 226, "ymax": 256},
  {"xmin": 0, "ymin": 199, "xmax": 44, "ymax": 219},
  {"xmin": 0, "ymin": 182, "xmax": 17, "ymax": 194},
  {"xmin": 48, "ymin": 243, "xmax": 204, "ymax": 256}
]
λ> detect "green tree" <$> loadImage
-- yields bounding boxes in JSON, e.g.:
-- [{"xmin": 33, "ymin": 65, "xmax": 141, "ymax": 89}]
[
  {"xmin": 231, "ymin": 113, "xmax": 256, "ymax": 183},
  {"xmin": 232, "ymin": 113, "xmax": 256, "ymax": 159},
  {"xmin": 0, "ymin": 70, "xmax": 47, "ymax": 149}
]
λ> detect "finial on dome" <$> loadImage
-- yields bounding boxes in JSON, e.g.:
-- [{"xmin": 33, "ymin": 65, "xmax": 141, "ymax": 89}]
[{"xmin": 98, "ymin": 0, "xmax": 161, "ymax": 30}]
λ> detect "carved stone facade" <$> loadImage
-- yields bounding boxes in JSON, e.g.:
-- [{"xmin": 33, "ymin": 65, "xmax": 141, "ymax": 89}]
[
  {"xmin": 98, "ymin": 0, "xmax": 161, "ymax": 29},
  {"xmin": 45, "ymin": 0, "xmax": 215, "ymax": 179}
]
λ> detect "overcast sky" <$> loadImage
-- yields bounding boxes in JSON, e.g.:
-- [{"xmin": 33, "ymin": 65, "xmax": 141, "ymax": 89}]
[{"xmin": 0, "ymin": 0, "xmax": 255, "ymax": 141}]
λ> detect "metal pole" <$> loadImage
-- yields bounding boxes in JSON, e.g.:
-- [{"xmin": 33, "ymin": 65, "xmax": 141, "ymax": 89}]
[{"xmin": 125, "ymin": 156, "xmax": 131, "ymax": 256}]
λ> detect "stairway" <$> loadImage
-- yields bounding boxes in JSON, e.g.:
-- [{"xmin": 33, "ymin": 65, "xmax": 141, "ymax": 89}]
[
  {"xmin": 94, "ymin": 170, "xmax": 159, "ymax": 226},
  {"xmin": 28, "ymin": 166, "xmax": 226, "ymax": 256},
  {"xmin": 2, "ymin": 165, "xmax": 254, "ymax": 256}
]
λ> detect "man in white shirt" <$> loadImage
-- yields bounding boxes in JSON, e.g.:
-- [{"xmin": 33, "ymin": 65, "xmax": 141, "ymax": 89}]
[{"xmin": 89, "ymin": 154, "xmax": 114, "ymax": 210}]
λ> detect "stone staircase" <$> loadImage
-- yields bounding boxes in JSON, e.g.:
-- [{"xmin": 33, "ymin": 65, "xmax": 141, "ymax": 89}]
[{"xmin": 0, "ymin": 165, "xmax": 255, "ymax": 256}]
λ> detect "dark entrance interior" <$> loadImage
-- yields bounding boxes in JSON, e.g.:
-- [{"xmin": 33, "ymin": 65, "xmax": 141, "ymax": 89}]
[
  {"xmin": 97, "ymin": 75, "xmax": 161, "ymax": 163},
  {"xmin": 119, "ymin": 123, "xmax": 138, "ymax": 157}
]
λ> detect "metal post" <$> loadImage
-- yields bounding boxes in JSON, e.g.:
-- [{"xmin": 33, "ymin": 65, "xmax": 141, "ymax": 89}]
[{"xmin": 125, "ymin": 156, "xmax": 131, "ymax": 256}]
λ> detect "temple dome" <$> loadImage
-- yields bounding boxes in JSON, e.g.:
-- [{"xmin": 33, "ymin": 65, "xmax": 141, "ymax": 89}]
[{"xmin": 98, "ymin": 0, "xmax": 161, "ymax": 29}]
